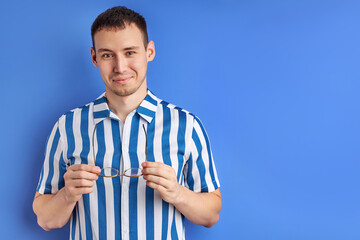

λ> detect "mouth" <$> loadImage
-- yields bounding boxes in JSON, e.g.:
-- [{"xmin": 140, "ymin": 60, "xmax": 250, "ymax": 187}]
[{"xmin": 113, "ymin": 76, "xmax": 133, "ymax": 84}]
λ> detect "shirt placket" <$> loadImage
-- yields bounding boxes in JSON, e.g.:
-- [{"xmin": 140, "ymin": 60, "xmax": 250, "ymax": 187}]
[{"xmin": 120, "ymin": 112, "xmax": 134, "ymax": 240}]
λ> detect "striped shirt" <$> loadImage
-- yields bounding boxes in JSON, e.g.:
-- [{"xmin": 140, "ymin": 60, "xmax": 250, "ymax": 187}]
[{"xmin": 36, "ymin": 90, "xmax": 220, "ymax": 240}]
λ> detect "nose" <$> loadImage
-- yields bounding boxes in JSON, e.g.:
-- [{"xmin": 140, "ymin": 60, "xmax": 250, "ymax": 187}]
[{"xmin": 113, "ymin": 55, "xmax": 127, "ymax": 73}]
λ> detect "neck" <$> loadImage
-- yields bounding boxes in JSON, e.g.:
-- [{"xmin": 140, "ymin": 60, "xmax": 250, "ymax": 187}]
[{"xmin": 105, "ymin": 83, "xmax": 148, "ymax": 123}]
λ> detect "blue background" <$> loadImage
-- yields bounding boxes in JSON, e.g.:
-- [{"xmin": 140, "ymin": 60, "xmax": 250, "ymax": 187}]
[{"xmin": 0, "ymin": 0, "xmax": 359, "ymax": 239}]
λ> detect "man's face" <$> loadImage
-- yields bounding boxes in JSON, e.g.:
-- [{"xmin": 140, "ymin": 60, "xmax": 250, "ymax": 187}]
[{"xmin": 91, "ymin": 24, "xmax": 155, "ymax": 97}]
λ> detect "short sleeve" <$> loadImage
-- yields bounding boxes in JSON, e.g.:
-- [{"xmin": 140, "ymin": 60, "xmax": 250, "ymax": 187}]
[
  {"xmin": 36, "ymin": 120, "xmax": 67, "ymax": 194},
  {"xmin": 184, "ymin": 116, "xmax": 220, "ymax": 193}
]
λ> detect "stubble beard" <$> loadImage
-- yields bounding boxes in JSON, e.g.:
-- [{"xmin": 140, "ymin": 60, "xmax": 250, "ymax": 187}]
[{"xmin": 111, "ymin": 76, "xmax": 146, "ymax": 97}]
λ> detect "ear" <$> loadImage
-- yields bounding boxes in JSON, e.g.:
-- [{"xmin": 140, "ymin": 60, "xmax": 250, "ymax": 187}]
[
  {"xmin": 146, "ymin": 41, "xmax": 156, "ymax": 62},
  {"xmin": 91, "ymin": 47, "xmax": 98, "ymax": 67}
]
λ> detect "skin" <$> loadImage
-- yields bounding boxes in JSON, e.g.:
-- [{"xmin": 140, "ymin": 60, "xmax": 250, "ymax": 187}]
[
  {"xmin": 33, "ymin": 165, "xmax": 101, "ymax": 230},
  {"xmin": 142, "ymin": 162, "xmax": 222, "ymax": 227},
  {"xmin": 90, "ymin": 24, "xmax": 155, "ymax": 122},
  {"xmin": 33, "ymin": 23, "xmax": 221, "ymax": 231}
]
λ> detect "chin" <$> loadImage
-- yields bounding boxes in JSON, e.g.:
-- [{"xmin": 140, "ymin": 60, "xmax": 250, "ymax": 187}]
[
  {"xmin": 107, "ymin": 78, "xmax": 146, "ymax": 97},
  {"xmin": 112, "ymin": 87, "xmax": 140, "ymax": 97}
]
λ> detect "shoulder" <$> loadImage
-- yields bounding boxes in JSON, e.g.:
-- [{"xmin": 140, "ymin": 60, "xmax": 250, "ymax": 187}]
[
  {"xmin": 60, "ymin": 93, "xmax": 104, "ymax": 120},
  {"xmin": 53, "ymin": 98, "xmax": 96, "ymax": 132},
  {"xmin": 157, "ymin": 98, "xmax": 196, "ymax": 119},
  {"xmin": 58, "ymin": 103, "xmax": 93, "ymax": 123},
  {"xmin": 155, "ymin": 97, "xmax": 210, "ymax": 140},
  {"xmin": 157, "ymin": 98, "xmax": 206, "ymax": 125}
]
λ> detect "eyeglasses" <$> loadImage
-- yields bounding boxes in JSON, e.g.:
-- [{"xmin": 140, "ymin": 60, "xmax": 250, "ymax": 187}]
[
  {"xmin": 98, "ymin": 167, "xmax": 143, "ymax": 178},
  {"xmin": 92, "ymin": 124, "xmax": 147, "ymax": 178}
]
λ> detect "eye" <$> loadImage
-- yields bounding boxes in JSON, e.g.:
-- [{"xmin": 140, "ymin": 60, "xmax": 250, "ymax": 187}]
[
  {"xmin": 102, "ymin": 53, "xmax": 113, "ymax": 58},
  {"xmin": 126, "ymin": 51, "xmax": 135, "ymax": 56}
]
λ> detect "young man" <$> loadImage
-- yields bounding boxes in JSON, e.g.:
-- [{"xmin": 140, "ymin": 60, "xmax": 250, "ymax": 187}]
[{"xmin": 33, "ymin": 6, "xmax": 221, "ymax": 240}]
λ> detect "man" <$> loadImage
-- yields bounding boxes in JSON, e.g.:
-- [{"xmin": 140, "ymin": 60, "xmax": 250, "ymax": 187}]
[{"xmin": 33, "ymin": 6, "xmax": 221, "ymax": 240}]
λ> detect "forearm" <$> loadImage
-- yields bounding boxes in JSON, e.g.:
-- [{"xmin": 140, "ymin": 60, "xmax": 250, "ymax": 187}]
[
  {"xmin": 173, "ymin": 187, "xmax": 222, "ymax": 228},
  {"xmin": 141, "ymin": 162, "xmax": 222, "ymax": 227},
  {"xmin": 33, "ymin": 164, "xmax": 100, "ymax": 230},
  {"xmin": 33, "ymin": 188, "xmax": 77, "ymax": 231}
]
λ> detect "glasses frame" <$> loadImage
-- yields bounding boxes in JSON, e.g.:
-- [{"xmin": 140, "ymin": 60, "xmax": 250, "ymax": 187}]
[
  {"xmin": 92, "ymin": 124, "xmax": 147, "ymax": 178},
  {"xmin": 98, "ymin": 166, "xmax": 143, "ymax": 178}
]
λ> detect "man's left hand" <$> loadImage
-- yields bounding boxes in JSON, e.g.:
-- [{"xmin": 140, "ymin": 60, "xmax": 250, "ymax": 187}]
[{"xmin": 141, "ymin": 162, "xmax": 182, "ymax": 205}]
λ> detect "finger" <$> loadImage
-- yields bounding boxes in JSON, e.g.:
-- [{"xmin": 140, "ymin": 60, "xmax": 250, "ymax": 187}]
[
  {"xmin": 142, "ymin": 161, "xmax": 171, "ymax": 169},
  {"xmin": 69, "ymin": 170, "xmax": 99, "ymax": 181},
  {"xmin": 68, "ymin": 164, "xmax": 101, "ymax": 174},
  {"xmin": 142, "ymin": 166, "xmax": 175, "ymax": 180},
  {"xmin": 65, "ymin": 185, "xmax": 94, "ymax": 201},
  {"xmin": 71, "ymin": 186, "xmax": 94, "ymax": 195},
  {"xmin": 68, "ymin": 179, "xmax": 95, "ymax": 188},
  {"xmin": 146, "ymin": 180, "xmax": 166, "ymax": 193},
  {"xmin": 143, "ymin": 175, "xmax": 171, "ymax": 189}
]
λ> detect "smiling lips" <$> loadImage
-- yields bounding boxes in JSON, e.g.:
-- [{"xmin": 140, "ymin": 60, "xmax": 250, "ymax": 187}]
[{"xmin": 113, "ymin": 76, "xmax": 133, "ymax": 84}]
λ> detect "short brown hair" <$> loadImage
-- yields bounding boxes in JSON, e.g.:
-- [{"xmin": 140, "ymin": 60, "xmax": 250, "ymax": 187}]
[{"xmin": 91, "ymin": 6, "xmax": 148, "ymax": 49}]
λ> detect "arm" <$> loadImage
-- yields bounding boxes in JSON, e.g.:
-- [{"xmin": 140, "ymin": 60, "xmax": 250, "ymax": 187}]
[
  {"xmin": 33, "ymin": 189, "xmax": 76, "ymax": 231},
  {"xmin": 174, "ymin": 187, "xmax": 221, "ymax": 228},
  {"xmin": 33, "ymin": 164, "xmax": 100, "ymax": 231},
  {"xmin": 141, "ymin": 162, "xmax": 222, "ymax": 228}
]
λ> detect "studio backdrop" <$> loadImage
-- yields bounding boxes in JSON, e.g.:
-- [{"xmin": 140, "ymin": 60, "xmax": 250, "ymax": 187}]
[{"xmin": 0, "ymin": 0, "xmax": 359, "ymax": 239}]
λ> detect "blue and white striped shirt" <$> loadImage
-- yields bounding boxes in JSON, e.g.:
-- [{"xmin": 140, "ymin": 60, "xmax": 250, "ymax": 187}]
[{"xmin": 37, "ymin": 90, "xmax": 220, "ymax": 240}]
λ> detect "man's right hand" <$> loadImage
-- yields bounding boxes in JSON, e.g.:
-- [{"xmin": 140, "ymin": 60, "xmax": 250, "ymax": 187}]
[
  {"xmin": 63, "ymin": 164, "xmax": 101, "ymax": 203},
  {"xmin": 33, "ymin": 164, "xmax": 101, "ymax": 230}
]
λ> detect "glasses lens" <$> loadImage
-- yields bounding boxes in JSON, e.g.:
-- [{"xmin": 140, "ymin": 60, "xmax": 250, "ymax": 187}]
[
  {"xmin": 99, "ymin": 167, "xmax": 118, "ymax": 177},
  {"xmin": 124, "ymin": 167, "xmax": 142, "ymax": 177}
]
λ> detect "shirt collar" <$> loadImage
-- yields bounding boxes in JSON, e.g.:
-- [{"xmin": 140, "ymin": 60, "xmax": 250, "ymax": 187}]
[
  {"xmin": 136, "ymin": 90, "xmax": 159, "ymax": 123},
  {"xmin": 92, "ymin": 93, "xmax": 110, "ymax": 125},
  {"xmin": 92, "ymin": 90, "xmax": 159, "ymax": 125}
]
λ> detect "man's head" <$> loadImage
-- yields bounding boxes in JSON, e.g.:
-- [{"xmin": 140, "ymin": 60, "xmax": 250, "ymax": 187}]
[
  {"xmin": 91, "ymin": 6, "xmax": 148, "ymax": 50},
  {"xmin": 90, "ymin": 6, "xmax": 155, "ymax": 98}
]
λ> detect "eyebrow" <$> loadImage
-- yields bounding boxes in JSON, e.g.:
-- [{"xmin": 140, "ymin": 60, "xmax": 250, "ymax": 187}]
[
  {"xmin": 97, "ymin": 48, "xmax": 113, "ymax": 53},
  {"xmin": 97, "ymin": 46, "xmax": 140, "ymax": 53},
  {"xmin": 123, "ymin": 46, "xmax": 140, "ymax": 51}
]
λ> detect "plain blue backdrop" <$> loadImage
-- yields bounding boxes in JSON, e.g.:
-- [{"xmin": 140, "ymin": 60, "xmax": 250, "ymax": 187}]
[{"xmin": 0, "ymin": 0, "xmax": 359, "ymax": 239}]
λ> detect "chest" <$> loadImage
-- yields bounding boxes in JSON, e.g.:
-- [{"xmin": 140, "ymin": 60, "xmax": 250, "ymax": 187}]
[{"xmin": 65, "ymin": 117, "xmax": 188, "ymax": 181}]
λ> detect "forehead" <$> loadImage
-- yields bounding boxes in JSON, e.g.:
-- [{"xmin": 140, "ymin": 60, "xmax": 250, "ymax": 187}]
[{"xmin": 93, "ymin": 24, "xmax": 145, "ymax": 50}]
